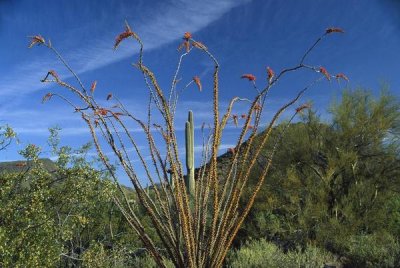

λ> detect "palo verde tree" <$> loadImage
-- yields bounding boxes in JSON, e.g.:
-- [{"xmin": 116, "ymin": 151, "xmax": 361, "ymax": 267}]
[
  {"xmin": 0, "ymin": 125, "xmax": 16, "ymax": 151},
  {"xmin": 0, "ymin": 129, "xmax": 133, "ymax": 267},
  {"xmin": 237, "ymin": 88, "xmax": 400, "ymax": 266},
  {"xmin": 30, "ymin": 23, "xmax": 348, "ymax": 267}
]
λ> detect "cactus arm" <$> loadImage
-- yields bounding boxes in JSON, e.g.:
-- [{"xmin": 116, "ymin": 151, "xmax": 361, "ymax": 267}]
[{"xmin": 185, "ymin": 110, "xmax": 195, "ymax": 196}]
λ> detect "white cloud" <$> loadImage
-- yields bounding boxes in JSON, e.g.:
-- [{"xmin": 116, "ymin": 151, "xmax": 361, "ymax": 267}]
[
  {"xmin": 0, "ymin": 0, "xmax": 252, "ymax": 144},
  {"xmin": 0, "ymin": 0, "xmax": 251, "ymax": 99}
]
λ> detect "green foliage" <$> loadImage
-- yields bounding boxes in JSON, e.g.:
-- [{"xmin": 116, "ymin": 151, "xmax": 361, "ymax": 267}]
[
  {"xmin": 82, "ymin": 242, "xmax": 132, "ymax": 268},
  {"xmin": 0, "ymin": 129, "xmax": 136, "ymax": 267},
  {"xmin": 82, "ymin": 243, "xmax": 174, "ymax": 268},
  {"xmin": 283, "ymin": 246, "xmax": 338, "ymax": 268},
  {"xmin": 226, "ymin": 239, "xmax": 337, "ymax": 268},
  {"xmin": 130, "ymin": 254, "xmax": 174, "ymax": 268},
  {"xmin": 386, "ymin": 194, "xmax": 400, "ymax": 237},
  {"xmin": 236, "ymin": 88, "xmax": 400, "ymax": 263},
  {"xmin": 341, "ymin": 232, "xmax": 400, "ymax": 267},
  {"xmin": 0, "ymin": 165, "xmax": 61, "ymax": 267},
  {"xmin": 226, "ymin": 239, "xmax": 281, "ymax": 267},
  {"xmin": 0, "ymin": 124, "xmax": 16, "ymax": 150},
  {"xmin": 1, "ymin": 88, "xmax": 399, "ymax": 266}
]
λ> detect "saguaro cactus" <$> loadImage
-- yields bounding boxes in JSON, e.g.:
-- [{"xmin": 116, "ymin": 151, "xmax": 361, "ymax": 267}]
[{"xmin": 185, "ymin": 110, "xmax": 195, "ymax": 196}]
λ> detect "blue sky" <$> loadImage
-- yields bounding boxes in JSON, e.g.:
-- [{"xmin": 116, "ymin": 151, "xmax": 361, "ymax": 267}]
[{"xmin": 1, "ymin": 0, "xmax": 399, "ymax": 185}]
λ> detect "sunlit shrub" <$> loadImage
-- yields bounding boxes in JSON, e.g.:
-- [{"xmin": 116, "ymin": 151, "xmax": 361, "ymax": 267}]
[{"xmin": 226, "ymin": 238, "xmax": 337, "ymax": 268}]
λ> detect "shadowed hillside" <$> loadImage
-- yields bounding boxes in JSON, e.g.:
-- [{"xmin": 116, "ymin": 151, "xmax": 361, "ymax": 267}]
[{"xmin": 0, "ymin": 158, "xmax": 57, "ymax": 173}]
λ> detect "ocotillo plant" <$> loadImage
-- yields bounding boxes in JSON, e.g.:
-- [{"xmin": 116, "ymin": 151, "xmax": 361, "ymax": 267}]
[
  {"xmin": 185, "ymin": 110, "xmax": 195, "ymax": 197},
  {"xmin": 31, "ymin": 23, "xmax": 347, "ymax": 267}
]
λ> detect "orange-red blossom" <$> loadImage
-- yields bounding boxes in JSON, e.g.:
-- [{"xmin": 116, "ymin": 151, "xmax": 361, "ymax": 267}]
[
  {"xmin": 267, "ymin": 66, "xmax": 274, "ymax": 82},
  {"xmin": 114, "ymin": 26, "xmax": 135, "ymax": 49},
  {"xmin": 296, "ymin": 103, "xmax": 312, "ymax": 113},
  {"xmin": 178, "ymin": 32, "xmax": 192, "ymax": 52},
  {"xmin": 28, "ymin": 35, "xmax": 45, "ymax": 48},
  {"xmin": 90, "ymin": 81, "xmax": 97, "ymax": 94},
  {"xmin": 95, "ymin": 108, "xmax": 109, "ymax": 116},
  {"xmin": 42, "ymin": 93, "xmax": 53, "ymax": 103},
  {"xmin": 326, "ymin": 27, "xmax": 344, "ymax": 34},
  {"xmin": 183, "ymin": 32, "xmax": 192, "ymax": 40},
  {"xmin": 335, "ymin": 73, "xmax": 349, "ymax": 82},
  {"xmin": 319, "ymin": 67, "xmax": 331, "ymax": 81},
  {"xmin": 241, "ymin": 74, "xmax": 256, "ymax": 81},
  {"xmin": 193, "ymin": 76, "xmax": 202, "ymax": 91}
]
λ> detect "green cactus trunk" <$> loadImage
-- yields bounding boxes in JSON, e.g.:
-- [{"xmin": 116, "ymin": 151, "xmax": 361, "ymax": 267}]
[{"xmin": 185, "ymin": 110, "xmax": 195, "ymax": 197}]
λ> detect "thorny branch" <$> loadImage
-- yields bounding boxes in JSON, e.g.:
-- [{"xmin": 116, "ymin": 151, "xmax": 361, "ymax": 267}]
[{"xmin": 31, "ymin": 25, "xmax": 347, "ymax": 267}]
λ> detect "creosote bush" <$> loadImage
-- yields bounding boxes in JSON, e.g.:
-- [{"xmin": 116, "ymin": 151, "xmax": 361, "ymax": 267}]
[
  {"xmin": 31, "ymin": 22, "xmax": 347, "ymax": 267},
  {"xmin": 226, "ymin": 239, "xmax": 337, "ymax": 268},
  {"xmin": 342, "ymin": 232, "xmax": 399, "ymax": 267}
]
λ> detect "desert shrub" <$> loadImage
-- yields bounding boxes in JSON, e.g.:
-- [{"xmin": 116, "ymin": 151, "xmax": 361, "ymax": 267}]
[
  {"xmin": 81, "ymin": 242, "xmax": 168, "ymax": 268},
  {"xmin": 341, "ymin": 232, "xmax": 400, "ymax": 268},
  {"xmin": 130, "ymin": 254, "xmax": 174, "ymax": 268},
  {"xmin": 386, "ymin": 194, "xmax": 400, "ymax": 238},
  {"xmin": 0, "ymin": 159, "xmax": 62, "ymax": 267},
  {"xmin": 0, "ymin": 135, "xmax": 134, "ymax": 266},
  {"xmin": 226, "ymin": 238, "xmax": 337, "ymax": 268},
  {"xmin": 282, "ymin": 245, "xmax": 338, "ymax": 268},
  {"xmin": 236, "ymin": 89, "xmax": 400, "ymax": 258},
  {"xmin": 226, "ymin": 239, "xmax": 281, "ymax": 267}
]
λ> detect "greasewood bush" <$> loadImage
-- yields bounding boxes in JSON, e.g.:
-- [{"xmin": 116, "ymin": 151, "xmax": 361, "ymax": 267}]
[{"xmin": 226, "ymin": 238, "xmax": 337, "ymax": 268}]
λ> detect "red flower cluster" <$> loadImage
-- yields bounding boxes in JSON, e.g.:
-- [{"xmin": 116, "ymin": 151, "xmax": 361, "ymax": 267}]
[
  {"xmin": 28, "ymin": 35, "xmax": 45, "ymax": 48},
  {"xmin": 193, "ymin": 76, "xmax": 202, "ymax": 91},
  {"xmin": 319, "ymin": 67, "xmax": 331, "ymax": 81},
  {"xmin": 178, "ymin": 32, "xmax": 192, "ymax": 52},
  {"xmin": 296, "ymin": 103, "xmax": 312, "ymax": 113},
  {"xmin": 90, "ymin": 81, "xmax": 97, "ymax": 94},
  {"xmin": 326, "ymin": 27, "xmax": 345, "ymax": 34},
  {"xmin": 114, "ymin": 26, "xmax": 135, "ymax": 49},
  {"xmin": 267, "ymin": 66, "xmax": 274, "ymax": 82},
  {"xmin": 42, "ymin": 93, "xmax": 53, "ymax": 103},
  {"xmin": 241, "ymin": 74, "xmax": 256, "ymax": 81},
  {"xmin": 177, "ymin": 32, "xmax": 208, "ymax": 53},
  {"xmin": 335, "ymin": 73, "xmax": 349, "ymax": 82},
  {"xmin": 183, "ymin": 32, "xmax": 192, "ymax": 40},
  {"xmin": 95, "ymin": 108, "xmax": 109, "ymax": 116}
]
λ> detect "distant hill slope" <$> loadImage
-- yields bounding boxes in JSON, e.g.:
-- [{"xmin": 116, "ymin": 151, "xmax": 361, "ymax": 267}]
[{"xmin": 0, "ymin": 158, "xmax": 58, "ymax": 173}]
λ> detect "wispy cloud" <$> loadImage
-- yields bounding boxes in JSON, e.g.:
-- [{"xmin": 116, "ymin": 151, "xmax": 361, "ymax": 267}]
[
  {"xmin": 0, "ymin": 0, "xmax": 252, "ymax": 149},
  {"xmin": 4, "ymin": 91, "xmax": 295, "ymax": 138},
  {"xmin": 0, "ymin": 0, "xmax": 250, "ymax": 99}
]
